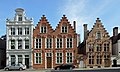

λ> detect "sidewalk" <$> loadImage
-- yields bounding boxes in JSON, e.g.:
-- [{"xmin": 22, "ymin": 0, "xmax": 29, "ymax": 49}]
[{"xmin": 74, "ymin": 67, "xmax": 120, "ymax": 70}]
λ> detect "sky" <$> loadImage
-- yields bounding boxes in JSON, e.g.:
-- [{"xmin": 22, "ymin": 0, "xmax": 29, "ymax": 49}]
[{"xmin": 0, "ymin": 0, "xmax": 120, "ymax": 41}]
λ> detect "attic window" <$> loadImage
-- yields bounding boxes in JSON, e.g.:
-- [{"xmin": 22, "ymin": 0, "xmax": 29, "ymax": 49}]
[
  {"xmin": 96, "ymin": 31, "xmax": 101, "ymax": 39},
  {"xmin": 40, "ymin": 24, "xmax": 47, "ymax": 33},
  {"xmin": 18, "ymin": 15, "xmax": 22, "ymax": 21},
  {"xmin": 61, "ymin": 24, "xmax": 67, "ymax": 33}
]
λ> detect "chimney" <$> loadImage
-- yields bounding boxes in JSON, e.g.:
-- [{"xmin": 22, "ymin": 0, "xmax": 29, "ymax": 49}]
[
  {"xmin": 113, "ymin": 27, "xmax": 118, "ymax": 36},
  {"xmin": 73, "ymin": 21, "xmax": 76, "ymax": 32},
  {"xmin": 83, "ymin": 24, "xmax": 88, "ymax": 40}
]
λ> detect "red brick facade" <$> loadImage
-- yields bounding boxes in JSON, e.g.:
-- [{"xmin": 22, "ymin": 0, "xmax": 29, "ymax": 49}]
[{"xmin": 33, "ymin": 15, "xmax": 78, "ymax": 69}]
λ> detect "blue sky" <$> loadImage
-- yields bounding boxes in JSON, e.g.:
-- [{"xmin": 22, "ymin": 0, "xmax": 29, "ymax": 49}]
[{"xmin": 0, "ymin": 0, "xmax": 120, "ymax": 41}]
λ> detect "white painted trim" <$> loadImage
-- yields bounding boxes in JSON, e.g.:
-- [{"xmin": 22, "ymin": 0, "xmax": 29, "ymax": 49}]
[
  {"xmin": 45, "ymin": 38, "xmax": 46, "ymax": 48},
  {"xmin": 45, "ymin": 52, "xmax": 53, "ymax": 69},
  {"xmin": 62, "ymin": 38, "xmax": 63, "ymax": 48},
  {"xmin": 72, "ymin": 38, "xmax": 73, "ymax": 48},
  {"xmin": 55, "ymin": 38, "xmax": 57, "ymax": 48}
]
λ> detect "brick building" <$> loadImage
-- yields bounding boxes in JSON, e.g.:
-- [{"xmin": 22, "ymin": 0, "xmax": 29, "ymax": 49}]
[
  {"xmin": 33, "ymin": 15, "xmax": 79, "ymax": 69},
  {"xmin": 78, "ymin": 18, "xmax": 112, "ymax": 68}
]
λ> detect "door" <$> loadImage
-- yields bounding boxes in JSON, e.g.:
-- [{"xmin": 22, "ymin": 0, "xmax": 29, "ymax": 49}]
[
  {"xmin": 25, "ymin": 58, "xmax": 29, "ymax": 68},
  {"xmin": 104, "ymin": 59, "xmax": 110, "ymax": 67},
  {"xmin": 47, "ymin": 57, "xmax": 52, "ymax": 68}
]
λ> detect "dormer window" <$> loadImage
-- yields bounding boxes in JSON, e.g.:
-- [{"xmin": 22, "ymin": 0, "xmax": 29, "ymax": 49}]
[
  {"xmin": 96, "ymin": 31, "xmax": 101, "ymax": 39},
  {"xmin": 61, "ymin": 24, "xmax": 67, "ymax": 33},
  {"xmin": 40, "ymin": 25, "xmax": 46, "ymax": 33},
  {"xmin": 18, "ymin": 15, "xmax": 22, "ymax": 21}
]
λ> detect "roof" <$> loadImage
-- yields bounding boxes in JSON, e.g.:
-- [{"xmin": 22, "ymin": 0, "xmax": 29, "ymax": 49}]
[
  {"xmin": 0, "ymin": 38, "xmax": 6, "ymax": 49},
  {"xmin": 110, "ymin": 33, "xmax": 120, "ymax": 44},
  {"xmin": 77, "ymin": 41, "xmax": 86, "ymax": 55}
]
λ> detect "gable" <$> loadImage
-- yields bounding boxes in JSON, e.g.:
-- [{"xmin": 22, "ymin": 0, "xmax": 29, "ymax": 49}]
[
  {"xmin": 88, "ymin": 18, "xmax": 110, "ymax": 39},
  {"xmin": 34, "ymin": 15, "xmax": 54, "ymax": 37},
  {"xmin": 54, "ymin": 15, "xmax": 76, "ymax": 35}
]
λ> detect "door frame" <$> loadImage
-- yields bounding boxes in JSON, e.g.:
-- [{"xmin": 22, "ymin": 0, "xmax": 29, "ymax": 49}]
[{"xmin": 45, "ymin": 52, "xmax": 53, "ymax": 69}]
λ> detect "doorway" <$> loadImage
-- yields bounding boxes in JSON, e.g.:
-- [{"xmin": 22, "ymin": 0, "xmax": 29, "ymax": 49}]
[
  {"xmin": 25, "ymin": 55, "xmax": 29, "ymax": 68},
  {"xmin": 47, "ymin": 57, "xmax": 52, "ymax": 68}
]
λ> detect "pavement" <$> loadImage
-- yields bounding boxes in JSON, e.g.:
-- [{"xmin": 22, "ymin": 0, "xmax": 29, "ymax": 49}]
[{"xmin": 1, "ymin": 67, "xmax": 120, "ymax": 72}]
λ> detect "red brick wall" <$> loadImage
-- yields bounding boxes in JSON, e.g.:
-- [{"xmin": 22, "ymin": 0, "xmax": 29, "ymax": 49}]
[{"xmin": 33, "ymin": 15, "xmax": 78, "ymax": 69}]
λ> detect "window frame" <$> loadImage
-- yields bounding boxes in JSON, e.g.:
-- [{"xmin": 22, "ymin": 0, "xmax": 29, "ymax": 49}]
[
  {"xmin": 34, "ymin": 53, "xmax": 42, "ymax": 64},
  {"xmin": 56, "ymin": 52, "xmax": 63, "ymax": 64},
  {"xmin": 66, "ymin": 52, "xmax": 73, "ymax": 63}
]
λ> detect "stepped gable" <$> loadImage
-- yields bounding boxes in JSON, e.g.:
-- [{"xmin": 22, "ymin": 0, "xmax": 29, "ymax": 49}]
[
  {"xmin": 34, "ymin": 15, "xmax": 54, "ymax": 37},
  {"xmin": 54, "ymin": 15, "xmax": 76, "ymax": 35},
  {"xmin": 88, "ymin": 18, "xmax": 110, "ymax": 38}
]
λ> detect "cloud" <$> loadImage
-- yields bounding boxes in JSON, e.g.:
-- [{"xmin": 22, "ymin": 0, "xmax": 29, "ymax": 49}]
[{"xmin": 58, "ymin": 0, "xmax": 113, "ymax": 41}]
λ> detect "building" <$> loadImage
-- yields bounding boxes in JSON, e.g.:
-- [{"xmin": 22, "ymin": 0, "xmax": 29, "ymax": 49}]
[
  {"xmin": 6, "ymin": 8, "xmax": 33, "ymax": 68},
  {"xmin": 78, "ymin": 18, "xmax": 112, "ymax": 68},
  {"xmin": 0, "ymin": 38, "xmax": 6, "ymax": 69},
  {"xmin": 110, "ymin": 27, "xmax": 120, "ymax": 66},
  {"xmin": 33, "ymin": 15, "xmax": 79, "ymax": 69}
]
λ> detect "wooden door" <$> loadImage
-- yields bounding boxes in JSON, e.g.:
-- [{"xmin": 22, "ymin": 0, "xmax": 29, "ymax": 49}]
[{"xmin": 47, "ymin": 57, "xmax": 52, "ymax": 68}]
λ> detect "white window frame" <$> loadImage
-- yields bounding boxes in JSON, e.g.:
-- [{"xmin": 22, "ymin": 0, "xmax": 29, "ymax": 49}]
[
  {"xmin": 34, "ymin": 53, "xmax": 42, "ymax": 64},
  {"xmin": 25, "ymin": 39, "xmax": 29, "ymax": 49},
  {"xmin": 25, "ymin": 27, "xmax": 29, "ymax": 35},
  {"xmin": 66, "ymin": 38, "xmax": 73, "ymax": 48},
  {"xmin": 18, "ymin": 39, "xmax": 22, "ymax": 49},
  {"xmin": 40, "ymin": 26, "xmax": 47, "ymax": 33},
  {"xmin": 11, "ymin": 39, "xmax": 15, "ymax": 49},
  {"xmin": 56, "ymin": 52, "xmax": 63, "ymax": 64},
  {"xmin": 35, "ymin": 38, "xmax": 42, "ymax": 49},
  {"xmin": 18, "ymin": 55, "xmax": 22, "ymax": 64},
  {"xmin": 46, "ymin": 38, "xmax": 52, "ymax": 49},
  {"xmin": 11, "ymin": 28, "xmax": 15, "ymax": 35},
  {"xmin": 18, "ymin": 27, "xmax": 22, "ymax": 35},
  {"xmin": 66, "ymin": 52, "xmax": 73, "ymax": 63},
  {"xmin": 96, "ymin": 31, "xmax": 102, "ymax": 39},
  {"xmin": 56, "ymin": 38, "xmax": 63, "ymax": 48},
  {"xmin": 61, "ymin": 25, "xmax": 68, "ymax": 33}
]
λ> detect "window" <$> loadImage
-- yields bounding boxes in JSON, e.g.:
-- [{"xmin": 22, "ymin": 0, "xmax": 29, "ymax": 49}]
[
  {"xmin": 11, "ymin": 55, "xmax": 15, "ymax": 65},
  {"xmin": 89, "ymin": 53, "xmax": 94, "ymax": 64},
  {"xmin": 46, "ymin": 38, "xmax": 52, "ymax": 48},
  {"xmin": 67, "ymin": 38, "xmax": 72, "ymax": 48},
  {"xmin": 88, "ymin": 44, "xmax": 94, "ymax": 52},
  {"xmin": 56, "ymin": 53, "xmax": 63, "ymax": 64},
  {"xmin": 40, "ymin": 26, "xmax": 46, "ymax": 33},
  {"xmin": 46, "ymin": 53, "xmax": 52, "ymax": 57},
  {"xmin": 18, "ymin": 28, "xmax": 22, "ymax": 35},
  {"xmin": 104, "ymin": 43, "xmax": 109, "ymax": 52},
  {"xmin": 66, "ymin": 52, "xmax": 72, "ymax": 63},
  {"xmin": 18, "ymin": 39, "xmax": 22, "ymax": 49},
  {"xmin": 104, "ymin": 54, "xmax": 110, "ymax": 64},
  {"xmin": 96, "ymin": 53, "xmax": 102, "ymax": 64},
  {"xmin": 96, "ymin": 31, "xmax": 101, "ymax": 39},
  {"xmin": 25, "ymin": 27, "xmax": 29, "ymax": 35},
  {"xmin": 25, "ymin": 39, "xmax": 29, "ymax": 49},
  {"xmin": 62, "ymin": 25, "xmax": 67, "ymax": 33},
  {"xmin": 56, "ymin": 38, "xmax": 62, "ymax": 48},
  {"xmin": 18, "ymin": 16, "xmax": 22, "ymax": 21},
  {"xmin": 35, "ymin": 38, "xmax": 42, "ymax": 49},
  {"xmin": 96, "ymin": 44, "xmax": 102, "ymax": 52},
  {"xmin": 11, "ymin": 28, "xmax": 15, "ymax": 35},
  {"xmin": 35, "ymin": 53, "xmax": 42, "ymax": 64},
  {"xmin": 18, "ymin": 55, "xmax": 22, "ymax": 63},
  {"xmin": 11, "ymin": 40, "xmax": 15, "ymax": 49}
]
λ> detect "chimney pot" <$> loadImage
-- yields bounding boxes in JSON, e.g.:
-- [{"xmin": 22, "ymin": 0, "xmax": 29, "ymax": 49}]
[
  {"xmin": 113, "ymin": 27, "xmax": 118, "ymax": 36},
  {"xmin": 73, "ymin": 21, "xmax": 76, "ymax": 32}
]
